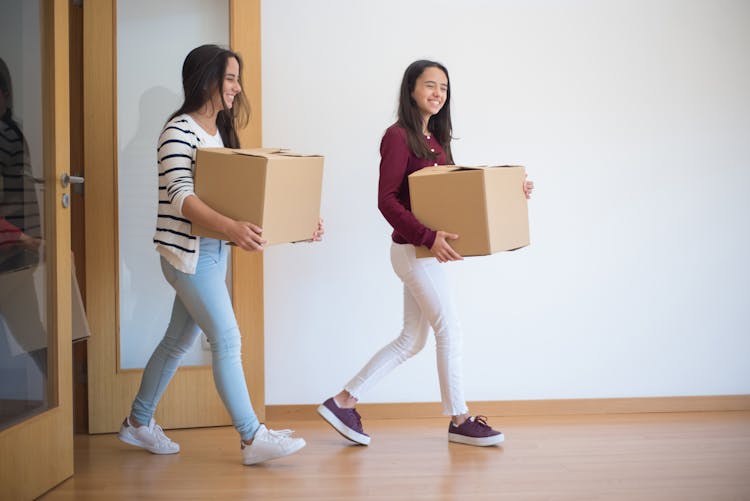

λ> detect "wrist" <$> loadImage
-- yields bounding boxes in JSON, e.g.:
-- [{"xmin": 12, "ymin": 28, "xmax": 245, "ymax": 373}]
[
  {"xmin": 424, "ymin": 229, "xmax": 437, "ymax": 249},
  {"xmin": 212, "ymin": 218, "xmax": 232, "ymax": 240}
]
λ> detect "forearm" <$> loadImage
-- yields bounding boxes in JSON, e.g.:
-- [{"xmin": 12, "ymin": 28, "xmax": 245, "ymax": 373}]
[
  {"xmin": 0, "ymin": 217, "xmax": 22, "ymax": 245},
  {"xmin": 181, "ymin": 195, "xmax": 236, "ymax": 237},
  {"xmin": 377, "ymin": 196, "xmax": 436, "ymax": 248}
]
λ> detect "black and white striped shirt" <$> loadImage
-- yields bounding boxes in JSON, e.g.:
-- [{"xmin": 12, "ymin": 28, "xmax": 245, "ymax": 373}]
[
  {"xmin": 1, "ymin": 112, "xmax": 40, "ymax": 272},
  {"xmin": 153, "ymin": 114, "xmax": 223, "ymax": 274}
]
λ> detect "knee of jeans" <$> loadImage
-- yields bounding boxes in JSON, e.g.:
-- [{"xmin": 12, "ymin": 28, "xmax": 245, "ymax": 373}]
[
  {"xmin": 432, "ymin": 313, "xmax": 461, "ymax": 338},
  {"xmin": 159, "ymin": 335, "xmax": 194, "ymax": 358},
  {"xmin": 408, "ymin": 338, "xmax": 428, "ymax": 357},
  {"xmin": 393, "ymin": 331, "xmax": 428, "ymax": 359},
  {"xmin": 207, "ymin": 326, "xmax": 242, "ymax": 355}
]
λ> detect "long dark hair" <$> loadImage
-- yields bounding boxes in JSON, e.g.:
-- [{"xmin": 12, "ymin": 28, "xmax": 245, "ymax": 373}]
[
  {"xmin": 0, "ymin": 57, "xmax": 20, "ymax": 134},
  {"xmin": 168, "ymin": 44, "xmax": 250, "ymax": 148},
  {"xmin": 0, "ymin": 56, "xmax": 26, "ymax": 159},
  {"xmin": 396, "ymin": 59, "xmax": 454, "ymax": 163}
]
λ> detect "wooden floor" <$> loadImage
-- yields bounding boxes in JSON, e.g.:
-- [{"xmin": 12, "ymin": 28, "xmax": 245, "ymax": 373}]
[{"xmin": 43, "ymin": 411, "xmax": 750, "ymax": 500}]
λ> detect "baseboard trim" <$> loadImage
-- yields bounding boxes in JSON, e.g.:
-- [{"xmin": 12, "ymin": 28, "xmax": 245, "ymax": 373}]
[{"xmin": 266, "ymin": 395, "xmax": 750, "ymax": 421}]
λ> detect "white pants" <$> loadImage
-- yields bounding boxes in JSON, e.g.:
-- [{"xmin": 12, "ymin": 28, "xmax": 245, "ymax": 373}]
[{"xmin": 345, "ymin": 242, "xmax": 468, "ymax": 416}]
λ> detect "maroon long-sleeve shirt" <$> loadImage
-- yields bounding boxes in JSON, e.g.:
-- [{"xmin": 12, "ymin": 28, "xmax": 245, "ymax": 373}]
[{"xmin": 377, "ymin": 124, "xmax": 448, "ymax": 249}]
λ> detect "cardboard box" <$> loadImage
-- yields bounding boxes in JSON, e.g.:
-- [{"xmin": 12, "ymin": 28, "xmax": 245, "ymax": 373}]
[
  {"xmin": 192, "ymin": 148, "xmax": 323, "ymax": 245},
  {"xmin": 408, "ymin": 165, "xmax": 529, "ymax": 258}
]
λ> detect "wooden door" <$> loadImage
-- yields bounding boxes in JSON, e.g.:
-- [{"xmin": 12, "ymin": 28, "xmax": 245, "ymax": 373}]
[
  {"xmin": 0, "ymin": 0, "xmax": 74, "ymax": 498},
  {"xmin": 84, "ymin": 0, "xmax": 265, "ymax": 434}
]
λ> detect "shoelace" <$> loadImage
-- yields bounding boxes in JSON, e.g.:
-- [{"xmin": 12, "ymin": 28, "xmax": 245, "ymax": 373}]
[
  {"xmin": 150, "ymin": 423, "xmax": 174, "ymax": 445},
  {"xmin": 240, "ymin": 428, "xmax": 296, "ymax": 449},
  {"xmin": 266, "ymin": 428, "xmax": 294, "ymax": 439},
  {"xmin": 469, "ymin": 415, "xmax": 491, "ymax": 430}
]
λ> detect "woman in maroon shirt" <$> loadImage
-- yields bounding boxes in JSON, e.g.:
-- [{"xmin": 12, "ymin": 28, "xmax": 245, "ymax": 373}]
[{"xmin": 319, "ymin": 60, "xmax": 533, "ymax": 447}]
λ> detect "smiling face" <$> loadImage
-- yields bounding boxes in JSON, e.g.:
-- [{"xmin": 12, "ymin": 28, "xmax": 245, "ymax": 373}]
[
  {"xmin": 210, "ymin": 56, "xmax": 241, "ymax": 111},
  {"xmin": 411, "ymin": 66, "xmax": 448, "ymax": 126}
]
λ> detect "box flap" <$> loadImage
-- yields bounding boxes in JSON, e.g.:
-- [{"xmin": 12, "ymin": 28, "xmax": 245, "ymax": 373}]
[
  {"xmin": 409, "ymin": 164, "xmax": 524, "ymax": 177},
  {"xmin": 454, "ymin": 165, "xmax": 523, "ymax": 171},
  {"xmin": 196, "ymin": 147, "xmax": 237, "ymax": 156},
  {"xmin": 231, "ymin": 148, "xmax": 322, "ymax": 159},
  {"xmin": 273, "ymin": 151, "xmax": 323, "ymax": 158},
  {"xmin": 409, "ymin": 165, "xmax": 459, "ymax": 177}
]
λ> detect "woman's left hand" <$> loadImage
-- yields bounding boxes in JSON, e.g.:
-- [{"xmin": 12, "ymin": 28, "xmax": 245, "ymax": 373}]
[
  {"xmin": 523, "ymin": 174, "xmax": 534, "ymax": 199},
  {"xmin": 309, "ymin": 217, "xmax": 324, "ymax": 242}
]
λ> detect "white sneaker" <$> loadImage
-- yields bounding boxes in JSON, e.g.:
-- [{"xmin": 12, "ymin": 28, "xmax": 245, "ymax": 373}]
[
  {"xmin": 241, "ymin": 424, "xmax": 306, "ymax": 465},
  {"xmin": 118, "ymin": 417, "xmax": 180, "ymax": 455}
]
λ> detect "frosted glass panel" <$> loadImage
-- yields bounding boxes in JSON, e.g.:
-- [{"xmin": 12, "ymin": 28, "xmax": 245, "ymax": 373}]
[{"xmin": 117, "ymin": 0, "xmax": 229, "ymax": 369}]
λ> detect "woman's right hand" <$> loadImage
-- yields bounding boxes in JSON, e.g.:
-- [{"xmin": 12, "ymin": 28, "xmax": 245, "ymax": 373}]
[
  {"xmin": 430, "ymin": 230, "xmax": 463, "ymax": 263},
  {"xmin": 224, "ymin": 220, "xmax": 266, "ymax": 252},
  {"xmin": 182, "ymin": 196, "xmax": 266, "ymax": 252}
]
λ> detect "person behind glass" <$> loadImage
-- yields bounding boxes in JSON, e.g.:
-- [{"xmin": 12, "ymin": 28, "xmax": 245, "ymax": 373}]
[
  {"xmin": 118, "ymin": 45, "xmax": 321, "ymax": 465},
  {"xmin": 318, "ymin": 60, "xmax": 533, "ymax": 447},
  {"xmin": 0, "ymin": 57, "xmax": 47, "ymax": 378}
]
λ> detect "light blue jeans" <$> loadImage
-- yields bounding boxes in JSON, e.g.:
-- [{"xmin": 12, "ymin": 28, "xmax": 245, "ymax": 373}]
[{"xmin": 131, "ymin": 238, "xmax": 260, "ymax": 440}]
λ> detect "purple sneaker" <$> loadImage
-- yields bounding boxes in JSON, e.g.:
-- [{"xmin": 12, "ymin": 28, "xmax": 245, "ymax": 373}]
[
  {"xmin": 448, "ymin": 415, "xmax": 504, "ymax": 446},
  {"xmin": 317, "ymin": 397, "xmax": 370, "ymax": 445}
]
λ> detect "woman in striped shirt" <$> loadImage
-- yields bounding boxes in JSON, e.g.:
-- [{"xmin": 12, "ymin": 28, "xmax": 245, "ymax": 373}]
[
  {"xmin": 119, "ymin": 45, "xmax": 317, "ymax": 466},
  {"xmin": 0, "ymin": 57, "xmax": 47, "ymax": 383}
]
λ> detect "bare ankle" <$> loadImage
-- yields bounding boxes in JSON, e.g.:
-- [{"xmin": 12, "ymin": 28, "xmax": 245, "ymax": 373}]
[
  {"xmin": 334, "ymin": 390, "xmax": 357, "ymax": 409},
  {"xmin": 452, "ymin": 413, "xmax": 469, "ymax": 426}
]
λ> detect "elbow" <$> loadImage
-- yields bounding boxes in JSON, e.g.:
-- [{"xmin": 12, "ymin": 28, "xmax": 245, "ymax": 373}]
[{"xmin": 378, "ymin": 197, "xmax": 396, "ymax": 221}]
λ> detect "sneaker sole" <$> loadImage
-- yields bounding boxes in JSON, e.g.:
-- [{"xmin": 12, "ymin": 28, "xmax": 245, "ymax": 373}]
[
  {"xmin": 316, "ymin": 405, "xmax": 371, "ymax": 445},
  {"xmin": 448, "ymin": 432, "xmax": 505, "ymax": 447},
  {"xmin": 117, "ymin": 430, "xmax": 180, "ymax": 455},
  {"xmin": 243, "ymin": 438, "xmax": 307, "ymax": 465}
]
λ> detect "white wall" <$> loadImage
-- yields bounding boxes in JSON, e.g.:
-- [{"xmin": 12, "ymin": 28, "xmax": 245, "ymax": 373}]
[{"xmin": 261, "ymin": 0, "xmax": 750, "ymax": 405}]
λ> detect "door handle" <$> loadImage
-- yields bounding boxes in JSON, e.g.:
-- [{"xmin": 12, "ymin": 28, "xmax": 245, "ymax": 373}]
[{"xmin": 61, "ymin": 173, "xmax": 85, "ymax": 187}]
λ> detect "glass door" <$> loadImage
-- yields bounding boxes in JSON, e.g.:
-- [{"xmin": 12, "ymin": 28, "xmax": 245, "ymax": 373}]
[
  {"xmin": 0, "ymin": 0, "xmax": 74, "ymax": 498},
  {"xmin": 0, "ymin": 0, "xmax": 49, "ymax": 431}
]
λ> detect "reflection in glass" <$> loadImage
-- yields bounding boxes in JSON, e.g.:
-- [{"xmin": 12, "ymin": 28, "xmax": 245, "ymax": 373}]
[{"xmin": 0, "ymin": 0, "xmax": 49, "ymax": 431}]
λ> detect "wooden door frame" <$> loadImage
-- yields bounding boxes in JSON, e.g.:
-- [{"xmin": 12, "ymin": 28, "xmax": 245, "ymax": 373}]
[
  {"xmin": 85, "ymin": 0, "xmax": 264, "ymax": 434},
  {"xmin": 0, "ymin": 0, "xmax": 74, "ymax": 498}
]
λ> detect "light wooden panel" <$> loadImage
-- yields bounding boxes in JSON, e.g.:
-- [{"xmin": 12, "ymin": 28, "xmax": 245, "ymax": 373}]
[
  {"xmin": 82, "ymin": 0, "xmax": 117, "ymax": 434},
  {"xmin": 231, "ymin": 0, "xmax": 262, "ymax": 149},
  {"xmin": 85, "ymin": 1, "xmax": 265, "ymax": 433},
  {"xmin": 267, "ymin": 394, "xmax": 750, "ymax": 421},
  {"xmin": 230, "ymin": 0, "xmax": 265, "ymax": 422},
  {"xmin": 0, "ymin": 0, "xmax": 73, "ymax": 498}
]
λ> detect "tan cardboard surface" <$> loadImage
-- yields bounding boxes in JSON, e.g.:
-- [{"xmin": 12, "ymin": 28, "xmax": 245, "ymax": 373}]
[
  {"xmin": 483, "ymin": 167, "xmax": 530, "ymax": 253},
  {"xmin": 409, "ymin": 165, "xmax": 529, "ymax": 258},
  {"xmin": 192, "ymin": 148, "xmax": 323, "ymax": 245}
]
